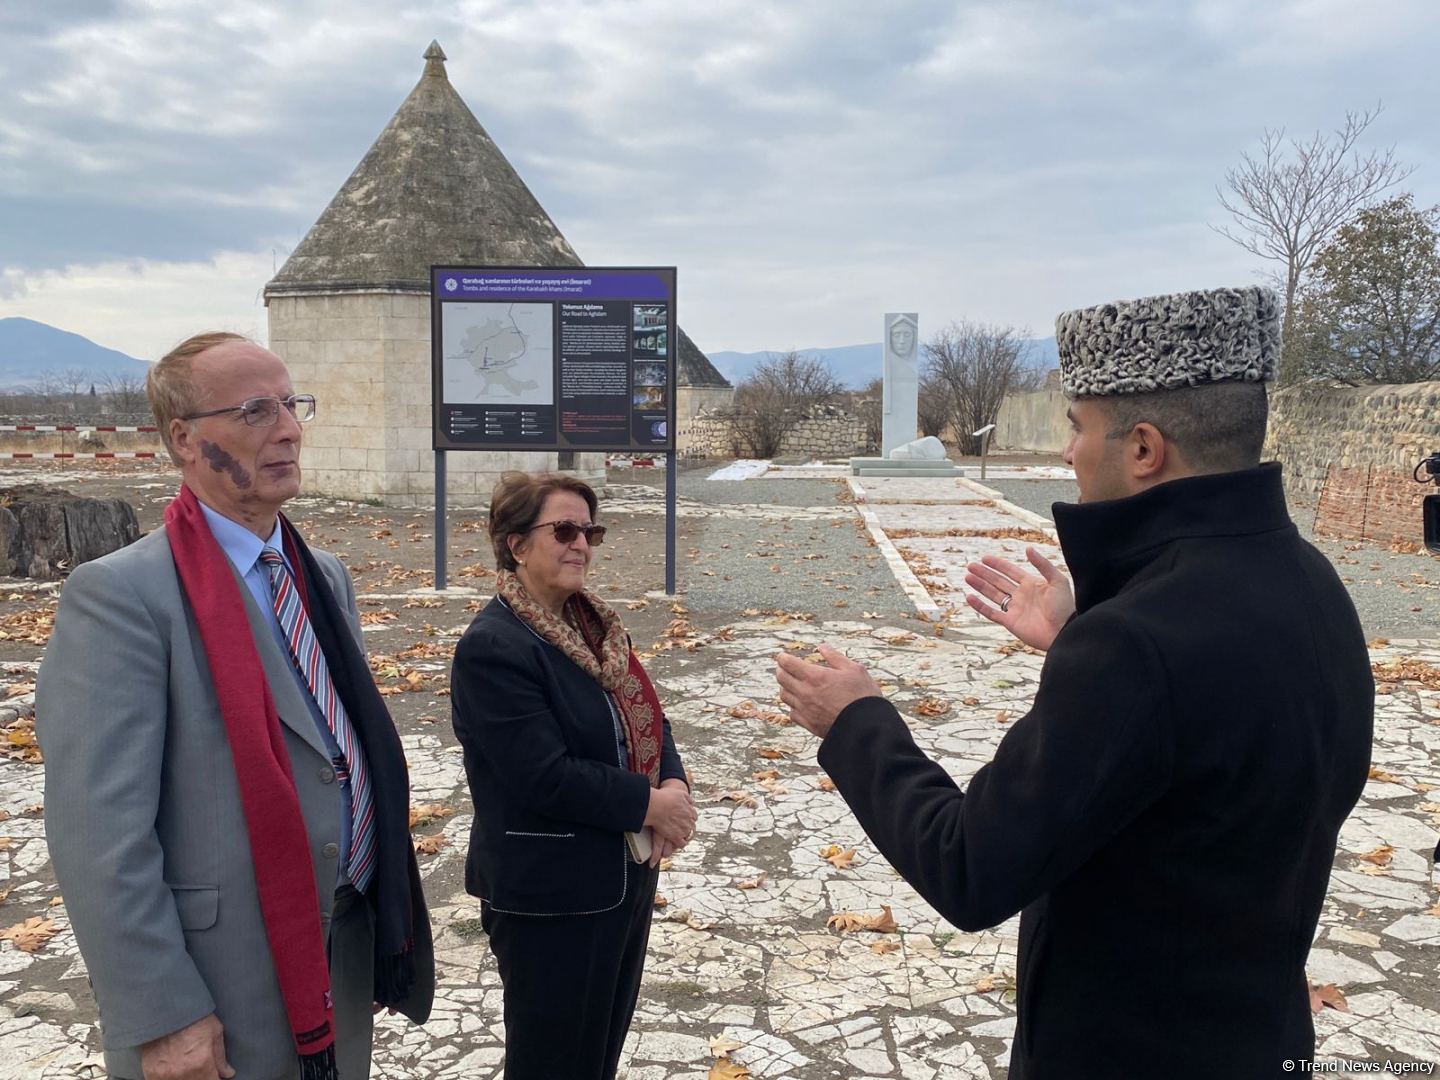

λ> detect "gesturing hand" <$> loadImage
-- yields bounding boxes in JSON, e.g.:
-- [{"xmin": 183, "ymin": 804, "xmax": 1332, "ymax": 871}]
[
  {"xmin": 964, "ymin": 546, "xmax": 1074, "ymax": 652},
  {"xmin": 775, "ymin": 643, "xmax": 882, "ymax": 739},
  {"xmin": 140, "ymin": 1013, "xmax": 234, "ymax": 1080}
]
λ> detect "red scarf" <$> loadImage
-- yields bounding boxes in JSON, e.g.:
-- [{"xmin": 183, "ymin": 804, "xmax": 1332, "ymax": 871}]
[
  {"xmin": 495, "ymin": 569, "xmax": 664, "ymax": 782},
  {"xmin": 165, "ymin": 485, "xmax": 336, "ymax": 1078}
]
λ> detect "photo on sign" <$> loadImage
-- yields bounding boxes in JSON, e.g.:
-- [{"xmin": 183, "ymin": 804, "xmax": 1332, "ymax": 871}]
[
  {"xmin": 633, "ymin": 361, "xmax": 667, "ymax": 387},
  {"xmin": 633, "ymin": 329, "xmax": 667, "ymax": 358},
  {"xmin": 441, "ymin": 301, "xmax": 554, "ymax": 406},
  {"xmin": 633, "ymin": 304, "xmax": 666, "ymax": 330},
  {"xmin": 633, "ymin": 386, "xmax": 666, "ymax": 410}
]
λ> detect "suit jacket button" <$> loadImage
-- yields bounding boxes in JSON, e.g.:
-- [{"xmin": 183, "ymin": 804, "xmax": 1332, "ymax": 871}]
[
  {"xmin": 322, "ymin": 843, "xmax": 340, "ymax": 859},
  {"xmin": 319, "ymin": 766, "xmax": 336, "ymax": 784}
]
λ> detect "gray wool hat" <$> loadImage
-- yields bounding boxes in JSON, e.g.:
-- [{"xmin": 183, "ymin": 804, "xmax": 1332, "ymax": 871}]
[{"xmin": 1056, "ymin": 286, "xmax": 1280, "ymax": 398}]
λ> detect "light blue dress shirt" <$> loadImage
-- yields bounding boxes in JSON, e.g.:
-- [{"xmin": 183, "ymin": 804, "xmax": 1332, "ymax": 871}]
[{"xmin": 198, "ymin": 502, "xmax": 354, "ymax": 885}]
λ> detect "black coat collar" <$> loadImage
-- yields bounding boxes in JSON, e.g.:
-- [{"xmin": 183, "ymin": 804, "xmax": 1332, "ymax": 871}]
[{"xmin": 1052, "ymin": 462, "xmax": 1294, "ymax": 613}]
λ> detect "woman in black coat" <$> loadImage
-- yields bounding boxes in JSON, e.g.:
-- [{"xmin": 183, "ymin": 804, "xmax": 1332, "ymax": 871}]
[{"xmin": 450, "ymin": 472, "xmax": 695, "ymax": 1080}]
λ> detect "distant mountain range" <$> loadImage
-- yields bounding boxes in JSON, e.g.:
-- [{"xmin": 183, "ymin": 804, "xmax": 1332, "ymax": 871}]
[
  {"xmin": 0, "ymin": 318, "xmax": 151, "ymax": 389},
  {"xmin": 708, "ymin": 338, "xmax": 1059, "ymax": 389}
]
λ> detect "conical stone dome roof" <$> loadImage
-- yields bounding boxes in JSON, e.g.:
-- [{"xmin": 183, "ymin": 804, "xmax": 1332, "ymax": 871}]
[{"xmin": 266, "ymin": 43, "xmax": 729, "ymax": 390}]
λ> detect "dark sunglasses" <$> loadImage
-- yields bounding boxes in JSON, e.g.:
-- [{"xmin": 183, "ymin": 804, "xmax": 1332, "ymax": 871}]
[{"xmin": 526, "ymin": 519, "xmax": 606, "ymax": 545}]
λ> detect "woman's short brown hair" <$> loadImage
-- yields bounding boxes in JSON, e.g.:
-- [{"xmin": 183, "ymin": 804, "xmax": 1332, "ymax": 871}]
[{"xmin": 489, "ymin": 472, "xmax": 599, "ymax": 571}]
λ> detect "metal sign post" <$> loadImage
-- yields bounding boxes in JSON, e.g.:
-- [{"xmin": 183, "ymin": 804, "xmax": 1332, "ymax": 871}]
[{"xmin": 973, "ymin": 423, "xmax": 996, "ymax": 482}]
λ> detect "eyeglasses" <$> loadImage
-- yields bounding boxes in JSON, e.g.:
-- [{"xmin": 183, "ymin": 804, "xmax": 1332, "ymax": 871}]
[
  {"xmin": 180, "ymin": 395, "xmax": 317, "ymax": 427},
  {"xmin": 526, "ymin": 519, "xmax": 606, "ymax": 546}
]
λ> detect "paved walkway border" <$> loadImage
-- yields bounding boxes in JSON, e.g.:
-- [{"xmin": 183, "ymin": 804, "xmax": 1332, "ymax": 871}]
[
  {"xmin": 846, "ymin": 476, "xmax": 942, "ymax": 616},
  {"xmin": 957, "ymin": 476, "xmax": 1060, "ymax": 535}
]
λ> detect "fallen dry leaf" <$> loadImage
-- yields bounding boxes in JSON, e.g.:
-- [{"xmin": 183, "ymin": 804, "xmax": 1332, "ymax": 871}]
[
  {"xmin": 0, "ymin": 916, "xmax": 57, "ymax": 953},
  {"xmin": 658, "ymin": 857, "xmax": 673, "ymax": 872},
  {"xmin": 2, "ymin": 717, "xmax": 41, "ymax": 764},
  {"xmin": 413, "ymin": 835, "xmax": 448, "ymax": 855},
  {"xmin": 735, "ymin": 873, "xmax": 766, "ymax": 890},
  {"xmin": 1368, "ymin": 765, "xmax": 1401, "ymax": 784},
  {"xmin": 707, "ymin": 1060, "xmax": 750, "ymax": 1080},
  {"xmin": 819, "ymin": 844, "xmax": 858, "ymax": 870},
  {"xmin": 869, "ymin": 941, "xmax": 901, "ymax": 955},
  {"xmin": 708, "ymin": 1035, "xmax": 744, "ymax": 1056},
  {"xmin": 817, "ymin": 777, "xmax": 837, "ymax": 792},
  {"xmin": 827, "ymin": 905, "xmax": 900, "ymax": 934},
  {"xmin": 408, "ymin": 804, "xmax": 456, "ymax": 829},
  {"xmin": 1371, "ymin": 658, "xmax": 1440, "ymax": 691},
  {"xmin": 5, "ymin": 681, "xmax": 35, "ymax": 699},
  {"xmin": 1359, "ymin": 844, "xmax": 1394, "ymax": 867},
  {"xmin": 757, "ymin": 747, "xmax": 792, "ymax": 760},
  {"xmin": 974, "ymin": 971, "xmax": 1014, "ymax": 994},
  {"xmin": 752, "ymin": 769, "xmax": 781, "ymax": 782},
  {"xmin": 995, "ymin": 710, "xmax": 1011, "ymax": 724},
  {"xmin": 1308, "ymin": 982, "xmax": 1349, "ymax": 1014},
  {"xmin": 718, "ymin": 791, "xmax": 758, "ymax": 809},
  {"xmin": 653, "ymin": 893, "xmax": 669, "ymax": 909},
  {"xmin": 914, "ymin": 696, "xmax": 951, "ymax": 718},
  {"xmin": 728, "ymin": 701, "xmax": 760, "ymax": 719}
]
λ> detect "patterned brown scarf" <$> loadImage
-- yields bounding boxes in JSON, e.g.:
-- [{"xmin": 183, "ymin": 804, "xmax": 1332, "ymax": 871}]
[{"xmin": 496, "ymin": 569, "xmax": 663, "ymax": 784}]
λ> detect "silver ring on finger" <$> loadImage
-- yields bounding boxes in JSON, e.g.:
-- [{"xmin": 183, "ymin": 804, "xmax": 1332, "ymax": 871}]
[{"xmin": 999, "ymin": 593, "xmax": 1012, "ymax": 612}]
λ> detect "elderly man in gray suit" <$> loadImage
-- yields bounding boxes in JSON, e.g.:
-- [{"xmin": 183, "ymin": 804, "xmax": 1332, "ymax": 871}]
[{"xmin": 37, "ymin": 332, "xmax": 433, "ymax": 1080}]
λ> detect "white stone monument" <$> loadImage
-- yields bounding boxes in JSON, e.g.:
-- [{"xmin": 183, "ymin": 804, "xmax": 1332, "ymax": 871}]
[{"xmin": 882, "ymin": 312, "xmax": 919, "ymax": 458}]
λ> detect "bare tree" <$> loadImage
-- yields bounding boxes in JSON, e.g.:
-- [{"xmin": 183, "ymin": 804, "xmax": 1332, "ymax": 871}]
[
  {"xmin": 1214, "ymin": 106, "xmax": 1413, "ymax": 383},
  {"xmin": 916, "ymin": 369, "xmax": 951, "ymax": 440},
  {"xmin": 725, "ymin": 351, "xmax": 845, "ymax": 459},
  {"xmin": 853, "ymin": 377, "xmax": 883, "ymax": 453},
  {"xmin": 101, "ymin": 372, "xmax": 149, "ymax": 416},
  {"xmin": 55, "ymin": 367, "xmax": 94, "ymax": 400},
  {"xmin": 923, "ymin": 322, "xmax": 1040, "ymax": 455}
]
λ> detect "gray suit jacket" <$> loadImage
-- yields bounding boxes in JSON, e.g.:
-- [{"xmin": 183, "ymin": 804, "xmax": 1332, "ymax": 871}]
[{"xmin": 36, "ymin": 526, "xmax": 424, "ymax": 1079}]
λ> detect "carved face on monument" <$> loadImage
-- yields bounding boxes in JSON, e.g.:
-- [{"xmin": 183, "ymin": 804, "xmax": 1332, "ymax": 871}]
[{"xmin": 888, "ymin": 319, "xmax": 916, "ymax": 360}]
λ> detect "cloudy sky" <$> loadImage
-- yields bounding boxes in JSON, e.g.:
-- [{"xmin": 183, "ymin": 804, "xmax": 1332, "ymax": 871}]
[{"xmin": 1, "ymin": 0, "xmax": 1437, "ymax": 362}]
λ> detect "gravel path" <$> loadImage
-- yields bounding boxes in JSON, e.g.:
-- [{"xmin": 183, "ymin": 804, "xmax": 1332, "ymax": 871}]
[{"xmin": 988, "ymin": 478, "xmax": 1440, "ymax": 640}]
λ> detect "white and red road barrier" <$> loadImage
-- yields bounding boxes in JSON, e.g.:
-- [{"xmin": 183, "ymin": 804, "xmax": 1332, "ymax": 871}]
[
  {"xmin": 0, "ymin": 452, "xmax": 159, "ymax": 460},
  {"xmin": 605, "ymin": 456, "xmax": 660, "ymax": 469},
  {"xmin": 0, "ymin": 425, "xmax": 159, "ymax": 433}
]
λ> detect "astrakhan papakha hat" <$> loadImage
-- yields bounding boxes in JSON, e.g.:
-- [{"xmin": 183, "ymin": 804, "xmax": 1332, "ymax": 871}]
[{"xmin": 1056, "ymin": 285, "xmax": 1280, "ymax": 398}]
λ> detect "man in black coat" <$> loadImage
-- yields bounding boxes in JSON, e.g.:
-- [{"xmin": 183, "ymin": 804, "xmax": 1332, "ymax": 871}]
[{"xmin": 777, "ymin": 287, "xmax": 1373, "ymax": 1079}]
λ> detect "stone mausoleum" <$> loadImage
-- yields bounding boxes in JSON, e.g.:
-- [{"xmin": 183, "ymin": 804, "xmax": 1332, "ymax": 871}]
[{"xmin": 265, "ymin": 43, "xmax": 731, "ymax": 506}]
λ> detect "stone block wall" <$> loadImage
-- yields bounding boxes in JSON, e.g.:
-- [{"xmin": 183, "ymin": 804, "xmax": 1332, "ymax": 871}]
[
  {"xmin": 267, "ymin": 291, "xmax": 604, "ymax": 507},
  {"xmin": 1266, "ymin": 381, "xmax": 1440, "ymax": 545},
  {"xmin": 679, "ymin": 409, "xmax": 868, "ymax": 459}
]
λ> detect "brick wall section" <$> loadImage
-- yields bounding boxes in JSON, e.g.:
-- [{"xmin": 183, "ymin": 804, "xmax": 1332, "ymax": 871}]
[
  {"xmin": 679, "ymin": 410, "xmax": 868, "ymax": 459},
  {"xmin": 1266, "ymin": 381, "xmax": 1440, "ymax": 544}
]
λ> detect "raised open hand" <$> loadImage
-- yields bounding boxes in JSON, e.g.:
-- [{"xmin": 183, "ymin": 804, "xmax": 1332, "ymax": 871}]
[{"xmin": 965, "ymin": 546, "xmax": 1074, "ymax": 652}]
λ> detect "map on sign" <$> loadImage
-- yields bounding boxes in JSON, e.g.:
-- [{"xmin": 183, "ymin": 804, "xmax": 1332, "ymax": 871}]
[{"xmin": 442, "ymin": 302, "xmax": 553, "ymax": 404}]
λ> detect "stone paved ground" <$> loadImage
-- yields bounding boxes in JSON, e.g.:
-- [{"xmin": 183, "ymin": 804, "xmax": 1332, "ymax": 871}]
[{"xmin": 1, "ymin": 460, "xmax": 1438, "ymax": 1078}]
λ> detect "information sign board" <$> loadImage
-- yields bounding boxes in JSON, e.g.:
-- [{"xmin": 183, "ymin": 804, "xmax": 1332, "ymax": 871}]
[{"xmin": 431, "ymin": 266, "xmax": 677, "ymax": 452}]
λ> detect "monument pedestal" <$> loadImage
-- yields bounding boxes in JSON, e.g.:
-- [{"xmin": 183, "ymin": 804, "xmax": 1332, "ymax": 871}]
[{"xmin": 848, "ymin": 457, "xmax": 964, "ymax": 477}]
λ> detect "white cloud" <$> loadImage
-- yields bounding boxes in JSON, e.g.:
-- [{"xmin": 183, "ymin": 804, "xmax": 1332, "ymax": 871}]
[
  {"xmin": 0, "ymin": 251, "xmax": 275, "ymax": 361},
  {"xmin": 0, "ymin": 0, "xmax": 1436, "ymax": 358}
]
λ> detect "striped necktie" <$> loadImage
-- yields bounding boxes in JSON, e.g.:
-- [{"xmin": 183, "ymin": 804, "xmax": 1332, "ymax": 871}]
[{"xmin": 259, "ymin": 547, "xmax": 377, "ymax": 893}]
